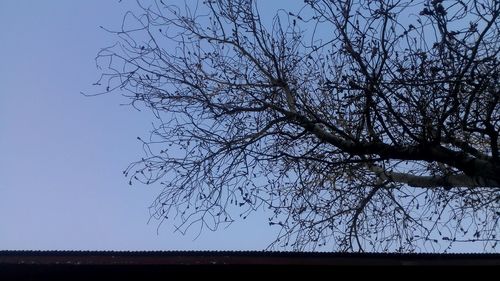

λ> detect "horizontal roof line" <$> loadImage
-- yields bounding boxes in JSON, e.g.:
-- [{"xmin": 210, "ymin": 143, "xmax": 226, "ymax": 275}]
[
  {"xmin": 1, "ymin": 250, "xmax": 499, "ymax": 266},
  {"xmin": 1, "ymin": 250, "xmax": 498, "ymax": 256}
]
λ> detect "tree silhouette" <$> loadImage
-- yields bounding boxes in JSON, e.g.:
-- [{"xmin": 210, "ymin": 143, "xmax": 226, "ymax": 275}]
[{"xmin": 95, "ymin": 0, "xmax": 499, "ymax": 252}]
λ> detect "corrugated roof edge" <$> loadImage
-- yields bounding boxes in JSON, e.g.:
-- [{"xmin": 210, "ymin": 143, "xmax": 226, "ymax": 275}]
[
  {"xmin": 1, "ymin": 250, "xmax": 499, "ymax": 266},
  {"xmin": 0, "ymin": 250, "xmax": 498, "ymax": 256}
]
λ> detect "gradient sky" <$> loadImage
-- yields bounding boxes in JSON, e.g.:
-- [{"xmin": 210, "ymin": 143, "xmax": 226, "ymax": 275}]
[
  {"xmin": 0, "ymin": 1, "xmax": 492, "ymax": 253},
  {"xmin": 0, "ymin": 0, "xmax": 304, "ymax": 251}
]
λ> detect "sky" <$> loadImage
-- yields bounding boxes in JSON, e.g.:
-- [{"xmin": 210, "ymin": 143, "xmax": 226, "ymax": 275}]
[
  {"xmin": 0, "ymin": 1, "xmax": 494, "ymax": 253},
  {"xmin": 0, "ymin": 0, "xmax": 291, "ymax": 251}
]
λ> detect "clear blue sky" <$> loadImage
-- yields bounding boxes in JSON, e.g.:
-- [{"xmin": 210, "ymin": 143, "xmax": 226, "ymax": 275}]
[
  {"xmin": 0, "ymin": 1, "xmax": 490, "ymax": 253},
  {"xmin": 0, "ymin": 0, "xmax": 295, "ymax": 251}
]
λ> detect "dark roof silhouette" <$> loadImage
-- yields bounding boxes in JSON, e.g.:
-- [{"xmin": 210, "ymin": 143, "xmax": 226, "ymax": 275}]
[
  {"xmin": 1, "ymin": 250, "xmax": 498, "ymax": 279},
  {"xmin": 1, "ymin": 250, "xmax": 498, "ymax": 266}
]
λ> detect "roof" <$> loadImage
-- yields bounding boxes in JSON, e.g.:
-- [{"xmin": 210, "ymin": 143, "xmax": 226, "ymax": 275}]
[
  {"xmin": 1, "ymin": 250, "xmax": 499, "ymax": 266},
  {"xmin": 1, "ymin": 251, "xmax": 497, "ymax": 279}
]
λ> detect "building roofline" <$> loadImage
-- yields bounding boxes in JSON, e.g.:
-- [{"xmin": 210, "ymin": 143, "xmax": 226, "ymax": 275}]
[{"xmin": 1, "ymin": 250, "xmax": 499, "ymax": 266}]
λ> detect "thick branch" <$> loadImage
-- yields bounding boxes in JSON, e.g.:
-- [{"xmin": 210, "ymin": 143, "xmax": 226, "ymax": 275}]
[
  {"xmin": 286, "ymin": 111, "xmax": 500, "ymax": 187},
  {"xmin": 368, "ymin": 165, "xmax": 500, "ymax": 188}
]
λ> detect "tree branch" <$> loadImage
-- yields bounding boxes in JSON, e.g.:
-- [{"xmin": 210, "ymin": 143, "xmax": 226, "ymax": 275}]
[{"xmin": 368, "ymin": 164, "xmax": 500, "ymax": 188}]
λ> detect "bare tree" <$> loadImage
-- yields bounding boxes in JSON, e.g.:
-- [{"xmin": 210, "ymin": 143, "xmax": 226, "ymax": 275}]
[{"xmin": 94, "ymin": 0, "xmax": 500, "ymax": 252}]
